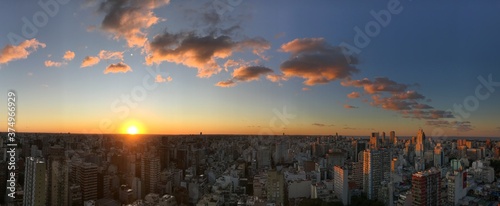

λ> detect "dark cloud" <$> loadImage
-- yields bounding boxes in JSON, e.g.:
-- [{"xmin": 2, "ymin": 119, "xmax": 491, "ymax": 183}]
[
  {"xmin": 341, "ymin": 77, "xmax": 408, "ymax": 94},
  {"xmin": 145, "ymin": 31, "xmax": 270, "ymax": 78},
  {"xmin": 426, "ymin": 120, "xmax": 473, "ymax": 132},
  {"xmin": 401, "ymin": 110, "xmax": 454, "ymax": 119},
  {"xmin": 96, "ymin": 0, "xmax": 170, "ymax": 47},
  {"xmin": 344, "ymin": 104, "xmax": 359, "ymax": 109},
  {"xmin": 279, "ymin": 38, "xmax": 359, "ymax": 86},
  {"xmin": 312, "ymin": 123, "xmax": 334, "ymax": 127},
  {"xmin": 216, "ymin": 66, "xmax": 273, "ymax": 87}
]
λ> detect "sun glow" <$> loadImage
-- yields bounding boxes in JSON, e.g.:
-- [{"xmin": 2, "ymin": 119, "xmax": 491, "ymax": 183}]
[{"xmin": 127, "ymin": 126, "xmax": 139, "ymax": 135}]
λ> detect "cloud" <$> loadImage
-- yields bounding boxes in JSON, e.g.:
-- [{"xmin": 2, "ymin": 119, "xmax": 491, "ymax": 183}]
[
  {"xmin": 27, "ymin": 72, "xmax": 33, "ymax": 76},
  {"xmin": 104, "ymin": 62, "xmax": 132, "ymax": 74},
  {"xmin": 155, "ymin": 74, "xmax": 172, "ymax": 83},
  {"xmin": 232, "ymin": 66, "xmax": 273, "ymax": 82},
  {"xmin": 341, "ymin": 77, "xmax": 408, "ymax": 94},
  {"xmin": 347, "ymin": 91, "xmax": 360, "ymax": 99},
  {"xmin": 81, "ymin": 56, "xmax": 100, "ymax": 68},
  {"xmin": 0, "ymin": 39, "xmax": 46, "ymax": 64},
  {"xmin": 216, "ymin": 66, "xmax": 273, "ymax": 87},
  {"xmin": 312, "ymin": 123, "xmax": 334, "ymax": 127},
  {"xmin": 44, "ymin": 60, "xmax": 65, "ymax": 67},
  {"xmin": 146, "ymin": 31, "xmax": 270, "ymax": 77},
  {"xmin": 400, "ymin": 110, "xmax": 454, "ymax": 119},
  {"xmin": 278, "ymin": 38, "xmax": 359, "ymax": 86},
  {"xmin": 63, "ymin": 50, "xmax": 75, "ymax": 61},
  {"xmin": 302, "ymin": 87, "xmax": 310, "ymax": 91},
  {"xmin": 98, "ymin": 50, "xmax": 124, "ymax": 61},
  {"xmin": 426, "ymin": 120, "xmax": 473, "ymax": 132},
  {"xmin": 266, "ymin": 73, "xmax": 288, "ymax": 83},
  {"xmin": 96, "ymin": 0, "xmax": 170, "ymax": 47},
  {"xmin": 344, "ymin": 104, "xmax": 358, "ymax": 109},
  {"xmin": 215, "ymin": 79, "xmax": 236, "ymax": 87}
]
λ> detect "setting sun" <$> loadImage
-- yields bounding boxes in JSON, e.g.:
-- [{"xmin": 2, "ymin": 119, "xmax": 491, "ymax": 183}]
[{"xmin": 127, "ymin": 126, "xmax": 139, "ymax": 135}]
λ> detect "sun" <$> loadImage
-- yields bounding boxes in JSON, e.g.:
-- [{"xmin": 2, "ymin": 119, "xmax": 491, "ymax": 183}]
[{"xmin": 127, "ymin": 126, "xmax": 139, "ymax": 135}]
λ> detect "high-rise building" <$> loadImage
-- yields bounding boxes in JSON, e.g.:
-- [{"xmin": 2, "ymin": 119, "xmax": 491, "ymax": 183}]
[
  {"xmin": 370, "ymin": 133, "xmax": 379, "ymax": 149},
  {"xmin": 77, "ymin": 163, "xmax": 98, "ymax": 202},
  {"xmin": 351, "ymin": 151, "xmax": 364, "ymax": 189},
  {"xmin": 266, "ymin": 170, "xmax": 285, "ymax": 205},
  {"xmin": 48, "ymin": 146, "xmax": 69, "ymax": 206},
  {"xmin": 389, "ymin": 131, "xmax": 396, "ymax": 146},
  {"xmin": 447, "ymin": 170, "xmax": 467, "ymax": 206},
  {"xmin": 412, "ymin": 168, "xmax": 441, "ymax": 206},
  {"xmin": 141, "ymin": 153, "xmax": 160, "ymax": 196},
  {"xmin": 415, "ymin": 129, "xmax": 426, "ymax": 157},
  {"xmin": 363, "ymin": 148, "xmax": 390, "ymax": 200},
  {"xmin": 23, "ymin": 157, "xmax": 46, "ymax": 206},
  {"xmin": 333, "ymin": 166, "xmax": 350, "ymax": 205},
  {"xmin": 434, "ymin": 143, "xmax": 444, "ymax": 167}
]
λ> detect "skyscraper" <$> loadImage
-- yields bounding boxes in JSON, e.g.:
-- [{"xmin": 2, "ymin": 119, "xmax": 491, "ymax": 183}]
[
  {"xmin": 434, "ymin": 143, "xmax": 444, "ymax": 167},
  {"xmin": 415, "ymin": 129, "xmax": 426, "ymax": 157},
  {"xmin": 48, "ymin": 146, "xmax": 69, "ymax": 206},
  {"xmin": 370, "ymin": 132, "xmax": 379, "ymax": 150},
  {"xmin": 77, "ymin": 163, "xmax": 98, "ymax": 202},
  {"xmin": 141, "ymin": 153, "xmax": 160, "ymax": 197},
  {"xmin": 23, "ymin": 157, "xmax": 46, "ymax": 206},
  {"xmin": 412, "ymin": 168, "xmax": 441, "ymax": 206},
  {"xmin": 334, "ymin": 165, "xmax": 350, "ymax": 205},
  {"xmin": 389, "ymin": 131, "xmax": 396, "ymax": 146},
  {"xmin": 363, "ymin": 148, "xmax": 390, "ymax": 200}
]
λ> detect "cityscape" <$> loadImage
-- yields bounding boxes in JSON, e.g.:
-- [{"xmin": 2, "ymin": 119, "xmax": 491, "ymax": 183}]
[{"xmin": 1, "ymin": 0, "xmax": 500, "ymax": 206}]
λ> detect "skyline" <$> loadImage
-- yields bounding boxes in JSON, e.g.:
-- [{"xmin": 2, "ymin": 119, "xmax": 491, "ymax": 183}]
[{"xmin": 1, "ymin": 0, "xmax": 500, "ymax": 137}]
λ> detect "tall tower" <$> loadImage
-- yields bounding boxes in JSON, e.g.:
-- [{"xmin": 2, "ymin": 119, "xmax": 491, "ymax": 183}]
[
  {"xmin": 48, "ymin": 145, "xmax": 69, "ymax": 206},
  {"xmin": 77, "ymin": 163, "xmax": 98, "ymax": 201},
  {"xmin": 363, "ymin": 148, "xmax": 391, "ymax": 200},
  {"xmin": 415, "ymin": 129, "xmax": 426, "ymax": 157},
  {"xmin": 23, "ymin": 157, "xmax": 46, "ymax": 206},
  {"xmin": 141, "ymin": 153, "xmax": 160, "ymax": 197},
  {"xmin": 412, "ymin": 168, "xmax": 441, "ymax": 206},
  {"xmin": 434, "ymin": 143, "xmax": 444, "ymax": 167},
  {"xmin": 370, "ymin": 132, "xmax": 379, "ymax": 150},
  {"xmin": 389, "ymin": 131, "xmax": 396, "ymax": 146}
]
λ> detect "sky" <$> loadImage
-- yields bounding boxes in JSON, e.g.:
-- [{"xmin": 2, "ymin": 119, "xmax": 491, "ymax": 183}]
[{"xmin": 0, "ymin": 0, "xmax": 499, "ymax": 137}]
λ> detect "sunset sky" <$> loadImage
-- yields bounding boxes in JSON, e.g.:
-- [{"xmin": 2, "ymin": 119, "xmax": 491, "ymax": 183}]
[{"xmin": 1, "ymin": 0, "xmax": 499, "ymax": 137}]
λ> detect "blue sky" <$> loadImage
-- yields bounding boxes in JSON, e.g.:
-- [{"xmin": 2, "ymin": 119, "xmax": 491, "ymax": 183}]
[{"xmin": 0, "ymin": 0, "xmax": 499, "ymax": 137}]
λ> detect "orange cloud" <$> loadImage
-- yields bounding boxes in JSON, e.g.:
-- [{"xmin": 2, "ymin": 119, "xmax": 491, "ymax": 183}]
[
  {"xmin": 104, "ymin": 62, "xmax": 132, "ymax": 74},
  {"xmin": 279, "ymin": 38, "xmax": 359, "ymax": 86},
  {"xmin": 63, "ymin": 50, "xmax": 75, "ymax": 61},
  {"xmin": 80, "ymin": 56, "xmax": 100, "ymax": 68},
  {"xmin": 155, "ymin": 74, "xmax": 172, "ymax": 83},
  {"xmin": 145, "ymin": 31, "xmax": 270, "ymax": 78},
  {"xmin": 98, "ymin": 50, "xmax": 124, "ymax": 61},
  {"xmin": 347, "ymin": 91, "xmax": 360, "ymax": 99},
  {"xmin": 0, "ymin": 39, "xmax": 46, "ymax": 64},
  {"xmin": 215, "ymin": 80, "xmax": 236, "ymax": 87}
]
